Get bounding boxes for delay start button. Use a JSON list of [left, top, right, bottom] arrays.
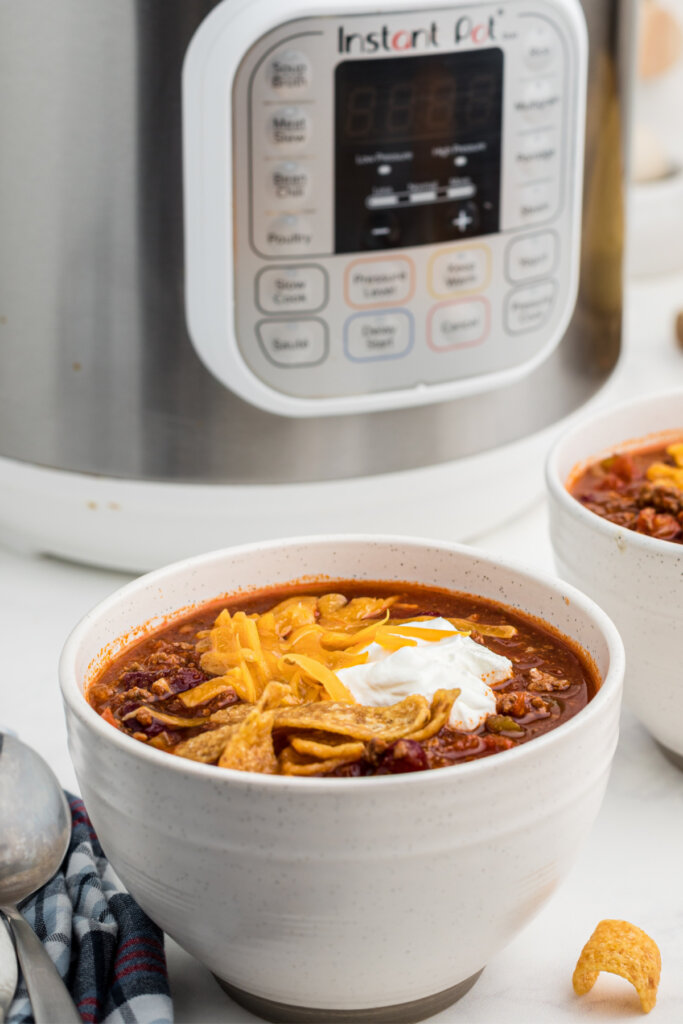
[[257, 318, 328, 367], [345, 257, 414, 308], [344, 311, 413, 361], [257, 265, 327, 313]]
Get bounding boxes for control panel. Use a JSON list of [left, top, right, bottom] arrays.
[[184, 0, 587, 416]]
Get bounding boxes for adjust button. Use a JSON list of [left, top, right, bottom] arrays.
[[345, 257, 414, 308], [428, 299, 489, 351], [257, 265, 327, 314], [257, 318, 328, 367], [505, 280, 557, 334], [506, 232, 558, 283], [430, 246, 490, 297], [268, 106, 311, 147], [344, 311, 413, 361]]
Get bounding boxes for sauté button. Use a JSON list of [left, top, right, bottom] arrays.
[[506, 233, 557, 283], [505, 280, 557, 333], [257, 266, 327, 314], [345, 258, 414, 308], [257, 318, 328, 367], [430, 246, 490, 297], [269, 107, 310, 147], [344, 311, 413, 361], [428, 299, 489, 351], [268, 50, 312, 94]]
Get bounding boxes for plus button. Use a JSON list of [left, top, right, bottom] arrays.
[[453, 209, 473, 232]]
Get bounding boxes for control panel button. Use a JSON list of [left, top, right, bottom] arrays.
[[516, 181, 555, 224], [257, 265, 327, 313], [257, 318, 328, 367], [506, 233, 557, 283], [428, 299, 489, 351], [345, 258, 414, 308], [514, 78, 561, 124], [268, 50, 312, 94], [505, 280, 557, 334], [265, 215, 314, 254], [268, 107, 311, 147], [344, 311, 413, 361], [523, 24, 559, 71], [271, 162, 310, 201], [430, 246, 490, 297], [514, 129, 558, 180]]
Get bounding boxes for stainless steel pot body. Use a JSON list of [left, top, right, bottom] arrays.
[[0, 1, 630, 485]]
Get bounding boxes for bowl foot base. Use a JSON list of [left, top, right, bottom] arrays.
[[213, 969, 484, 1024], [657, 741, 683, 771]]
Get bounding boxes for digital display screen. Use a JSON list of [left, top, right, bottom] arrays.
[[335, 49, 503, 253]]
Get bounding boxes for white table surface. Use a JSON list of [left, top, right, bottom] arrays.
[[2, 273, 683, 1022]]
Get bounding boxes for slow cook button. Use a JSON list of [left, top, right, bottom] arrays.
[[428, 299, 489, 351], [257, 318, 328, 367], [506, 232, 557, 283], [265, 215, 314, 254], [344, 311, 413, 361], [257, 266, 327, 313], [345, 258, 414, 308], [505, 280, 557, 334], [268, 107, 311, 147], [430, 246, 490, 297]]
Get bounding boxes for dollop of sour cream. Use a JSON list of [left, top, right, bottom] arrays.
[[336, 618, 512, 731]]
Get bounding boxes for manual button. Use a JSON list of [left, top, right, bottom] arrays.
[[505, 280, 557, 334], [257, 265, 327, 314], [344, 311, 413, 361], [257, 318, 328, 367]]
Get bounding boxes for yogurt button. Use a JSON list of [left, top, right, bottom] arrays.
[[257, 319, 328, 367], [506, 233, 557, 283]]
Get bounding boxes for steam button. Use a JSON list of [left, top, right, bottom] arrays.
[[269, 107, 311, 147], [268, 50, 312, 94]]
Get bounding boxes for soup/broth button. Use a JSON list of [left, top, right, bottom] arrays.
[[256, 318, 328, 367]]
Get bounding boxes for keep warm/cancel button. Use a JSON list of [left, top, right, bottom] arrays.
[[256, 318, 328, 368]]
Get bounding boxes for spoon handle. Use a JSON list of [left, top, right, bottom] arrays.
[[1, 906, 81, 1023]]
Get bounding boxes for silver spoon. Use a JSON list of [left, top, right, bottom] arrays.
[[0, 733, 81, 1023]]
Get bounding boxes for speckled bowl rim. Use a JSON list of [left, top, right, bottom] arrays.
[[59, 534, 624, 791], [546, 386, 683, 560]]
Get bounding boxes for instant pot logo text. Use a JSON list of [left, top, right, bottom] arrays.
[[337, 14, 499, 54]]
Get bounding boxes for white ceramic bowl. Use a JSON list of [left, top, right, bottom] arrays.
[[59, 536, 623, 1022], [547, 388, 683, 766]]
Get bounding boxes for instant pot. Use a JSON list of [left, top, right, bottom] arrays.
[[0, 1, 632, 570]]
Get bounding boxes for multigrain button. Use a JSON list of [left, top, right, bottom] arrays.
[[430, 246, 490, 297], [505, 280, 557, 333], [428, 299, 489, 351], [268, 107, 310, 147], [268, 50, 312, 94], [514, 78, 561, 124], [506, 233, 557, 283], [257, 318, 328, 367], [265, 215, 314, 254], [345, 258, 414, 308], [257, 266, 327, 313], [271, 162, 310, 201], [344, 311, 413, 361]]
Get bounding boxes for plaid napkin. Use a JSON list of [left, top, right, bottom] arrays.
[[8, 795, 173, 1024]]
